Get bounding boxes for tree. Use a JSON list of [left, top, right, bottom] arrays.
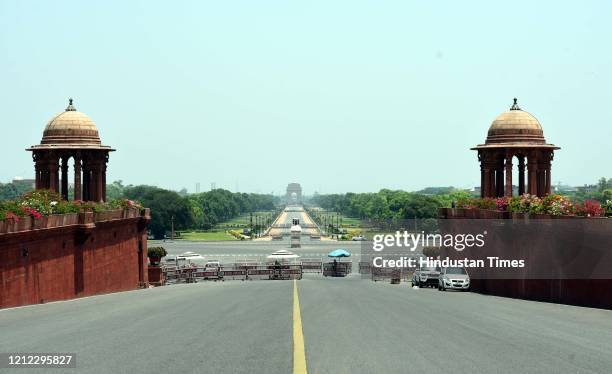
[[123, 185, 194, 239], [106, 180, 127, 201]]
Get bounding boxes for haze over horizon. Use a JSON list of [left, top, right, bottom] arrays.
[[1, 1, 610, 194]]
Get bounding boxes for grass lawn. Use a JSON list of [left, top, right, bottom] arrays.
[[178, 231, 239, 241], [216, 211, 277, 227]]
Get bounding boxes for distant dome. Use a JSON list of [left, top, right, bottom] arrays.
[[485, 98, 545, 145], [40, 99, 102, 146]]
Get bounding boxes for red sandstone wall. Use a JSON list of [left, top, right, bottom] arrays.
[[438, 208, 612, 309], [0, 213, 149, 309]]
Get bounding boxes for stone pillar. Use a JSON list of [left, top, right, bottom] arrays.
[[527, 153, 538, 195], [545, 167, 551, 195], [61, 156, 69, 200], [495, 168, 503, 197], [480, 167, 485, 198], [74, 155, 82, 201], [483, 166, 492, 198], [505, 154, 513, 197], [90, 161, 99, 202], [96, 159, 104, 202], [537, 170, 544, 196], [40, 158, 48, 189], [517, 155, 525, 196], [48, 156, 60, 193], [34, 162, 42, 190], [101, 154, 108, 202], [82, 159, 90, 201]]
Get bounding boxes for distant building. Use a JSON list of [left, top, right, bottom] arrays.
[[12, 177, 35, 189], [553, 184, 577, 194], [576, 184, 598, 194], [286, 183, 302, 205]]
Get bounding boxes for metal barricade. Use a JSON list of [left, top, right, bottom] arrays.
[[221, 269, 247, 280], [247, 266, 273, 280], [358, 261, 371, 275], [279, 264, 303, 280], [323, 261, 352, 277], [301, 258, 323, 273], [163, 265, 180, 284], [192, 267, 223, 282]]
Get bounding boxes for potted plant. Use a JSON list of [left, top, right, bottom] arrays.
[[147, 246, 167, 266]]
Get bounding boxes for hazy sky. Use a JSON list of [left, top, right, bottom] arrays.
[[1, 1, 610, 194]]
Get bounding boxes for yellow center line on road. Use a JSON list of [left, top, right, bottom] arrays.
[[293, 279, 308, 374]]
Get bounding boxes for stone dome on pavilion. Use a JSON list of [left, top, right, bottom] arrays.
[[29, 99, 113, 150], [473, 98, 558, 150], [471, 98, 561, 199]]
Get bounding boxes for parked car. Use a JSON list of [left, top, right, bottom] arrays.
[[412, 266, 441, 287], [204, 260, 221, 270], [438, 267, 470, 291], [351, 235, 365, 241]]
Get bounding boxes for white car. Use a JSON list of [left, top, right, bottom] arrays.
[[351, 236, 365, 241], [204, 260, 221, 270], [438, 267, 470, 291]]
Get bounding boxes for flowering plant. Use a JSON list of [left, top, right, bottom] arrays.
[[108, 199, 143, 210], [21, 206, 42, 219], [508, 194, 543, 214], [496, 197, 510, 211], [605, 200, 612, 217], [4, 211, 20, 222], [543, 194, 575, 216], [575, 200, 605, 217], [0, 191, 144, 222]]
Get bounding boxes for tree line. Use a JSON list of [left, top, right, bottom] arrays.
[[120, 184, 278, 239], [309, 189, 473, 220]]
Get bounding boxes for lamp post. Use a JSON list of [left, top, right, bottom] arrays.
[[171, 215, 175, 241]]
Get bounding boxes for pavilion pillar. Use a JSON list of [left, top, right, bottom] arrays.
[[40, 158, 49, 189], [61, 156, 69, 200], [542, 151, 552, 196], [82, 158, 90, 201], [480, 166, 485, 198], [74, 155, 82, 201], [537, 170, 544, 196], [483, 166, 492, 198], [34, 153, 43, 190], [96, 158, 104, 202], [545, 167, 551, 195], [517, 155, 525, 196], [48, 155, 60, 193], [505, 154, 513, 197], [90, 161, 99, 202], [101, 154, 108, 202], [527, 153, 538, 195], [494, 154, 504, 197]]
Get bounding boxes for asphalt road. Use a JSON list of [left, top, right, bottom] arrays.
[[2, 270, 612, 374], [151, 239, 363, 266]]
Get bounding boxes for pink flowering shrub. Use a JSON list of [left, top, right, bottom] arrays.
[[0, 190, 143, 222], [575, 200, 605, 217]]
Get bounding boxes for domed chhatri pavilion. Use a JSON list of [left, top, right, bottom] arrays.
[[472, 99, 560, 198], [27, 99, 115, 202]]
